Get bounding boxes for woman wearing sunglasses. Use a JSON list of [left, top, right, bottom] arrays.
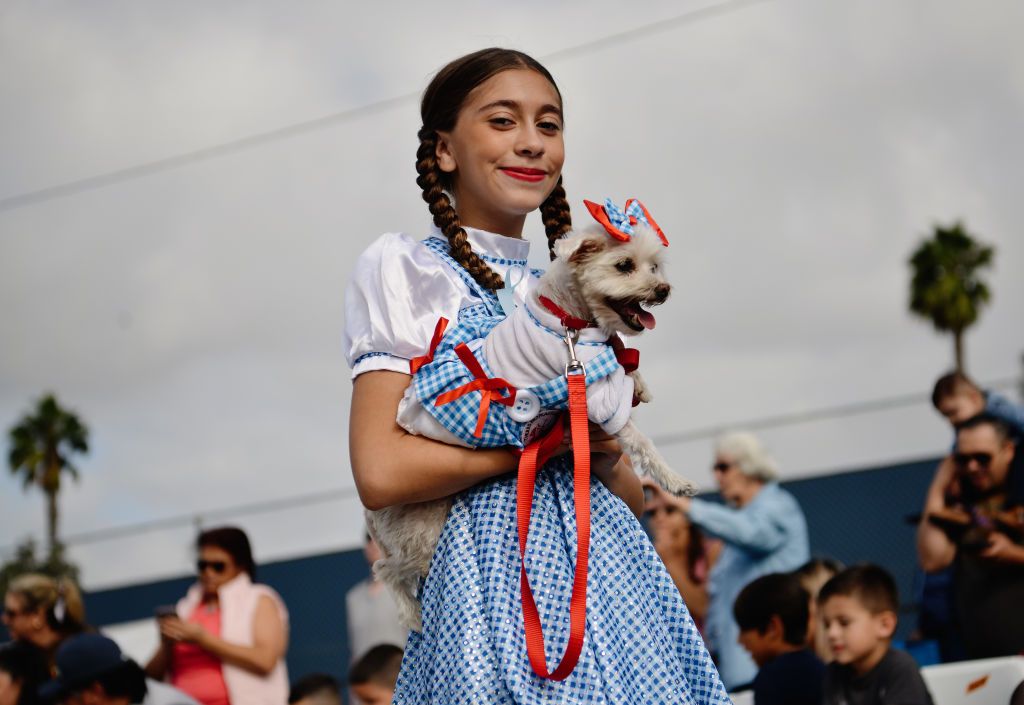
[[145, 526, 289, 705]]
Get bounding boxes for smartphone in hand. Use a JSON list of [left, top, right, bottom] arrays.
[[155, 605, 177, 619]]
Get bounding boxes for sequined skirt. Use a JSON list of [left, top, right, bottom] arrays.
[[392, 456, 731, 704]]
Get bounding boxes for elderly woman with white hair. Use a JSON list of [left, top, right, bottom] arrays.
[[644, 431, 809, 690]]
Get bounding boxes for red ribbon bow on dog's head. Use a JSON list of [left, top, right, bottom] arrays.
[[583, 198, 668, 247]]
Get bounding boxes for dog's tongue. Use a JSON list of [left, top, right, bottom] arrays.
[[638, 310, 656, 330]]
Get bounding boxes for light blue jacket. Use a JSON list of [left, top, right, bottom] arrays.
[[688, 482, 810, 690]]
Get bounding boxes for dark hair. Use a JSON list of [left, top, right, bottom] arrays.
[[955, 412, 1012, 443], [288, 673, 342, 704], [197, 526, 256, 579], [793, 557, 844, 582], [348, 643, 404, 687], [87, 660, 148, 703], [733, 573, 810, 646], [0, 641, 49, 705], [932, 371, 979, 408], [417, 47, 573, 291], [817, 564, 899, 616]]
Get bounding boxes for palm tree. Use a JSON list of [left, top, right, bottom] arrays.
[[908, 222, 994, 373], [7, 394, 89, 559]]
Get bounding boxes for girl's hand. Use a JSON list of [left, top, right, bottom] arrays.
[[642, 477, 692, 515], [159, 616, 208, 646]]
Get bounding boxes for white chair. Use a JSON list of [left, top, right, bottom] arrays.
[[921, 656, 1024, 705]]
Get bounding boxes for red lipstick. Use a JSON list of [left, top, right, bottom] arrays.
[[500, 167, 546, 183]]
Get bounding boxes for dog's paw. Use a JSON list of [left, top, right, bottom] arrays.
[[631, 371, 653, 403]]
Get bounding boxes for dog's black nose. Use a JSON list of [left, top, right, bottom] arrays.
[[654, 284, 671, 302]]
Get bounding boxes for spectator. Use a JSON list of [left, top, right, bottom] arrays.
[[145, 527, 289, 705], [39, 633, 199, 705], [916, 414, 1024, 658], [643, 483, 720, 631], [0, 640, 49, 705], [932, 371, 1024, 434], [733, 572, 824, 705], [647, 431, 809, 688], [344, 533, 406, 662], [288, 673, 342, 705], [347, 645, 402, 705], [3, 574, 86, 669], [819, 565, 934, 705], [793, 557, 843, 662]]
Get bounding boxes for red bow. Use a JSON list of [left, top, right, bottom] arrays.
[[434, 344, 517, 438], [409, 317, 449, 374], [583, 198, 669, 247]]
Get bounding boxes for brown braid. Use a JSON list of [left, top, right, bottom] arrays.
[[540, 177, 573, 261], [415, 128, 504, 291]]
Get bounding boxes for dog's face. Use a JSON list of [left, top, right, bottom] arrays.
[[552, 225, 671, 336]]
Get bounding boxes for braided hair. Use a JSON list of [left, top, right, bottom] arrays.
[[417, 48, 573, 288]]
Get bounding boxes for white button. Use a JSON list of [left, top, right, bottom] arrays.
[[508, 389, 541, 423]]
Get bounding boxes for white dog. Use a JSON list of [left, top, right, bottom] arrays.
[[369, 221, 695, 630]]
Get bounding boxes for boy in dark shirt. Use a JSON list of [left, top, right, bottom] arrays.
[[733, 572, 825, 705], [819, 564, 934, 705]]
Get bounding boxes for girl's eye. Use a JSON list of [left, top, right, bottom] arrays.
[[615, 259, 635, 273], [538, 120, 562, 132], [489, 117, 515, 127]]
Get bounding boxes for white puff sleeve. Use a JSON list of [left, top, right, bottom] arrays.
[[344, 233, 467, 379]]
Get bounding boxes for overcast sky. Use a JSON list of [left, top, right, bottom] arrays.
[[2, 0, 1022, 591]]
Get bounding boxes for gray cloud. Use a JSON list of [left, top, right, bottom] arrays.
[[1, 0, 1022, 588]]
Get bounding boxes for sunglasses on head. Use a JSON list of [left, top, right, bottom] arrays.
[[953, 452, 993, 468], [197, 559, 227, 574]]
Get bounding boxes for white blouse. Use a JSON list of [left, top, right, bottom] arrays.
[[344, 226, 536, 379]]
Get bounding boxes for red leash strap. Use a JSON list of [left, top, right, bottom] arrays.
[[409, 317, 449, 374], [517, 372, 591, 680], [434, 343, 516, 438]]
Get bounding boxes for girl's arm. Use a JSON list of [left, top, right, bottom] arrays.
[[350, 370, 520, 509], [592, 452, 643, 517]]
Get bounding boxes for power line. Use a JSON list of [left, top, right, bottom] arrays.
[[2, 372, 1016, 557], [649, 375, 1020, 446], [0, 0, 769, 214]]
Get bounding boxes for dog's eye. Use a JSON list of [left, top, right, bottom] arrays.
[[651, 263, 659, 273], [615, 259, 635, 273]]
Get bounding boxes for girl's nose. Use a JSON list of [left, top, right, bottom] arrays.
[[515, 127, 545, 157]]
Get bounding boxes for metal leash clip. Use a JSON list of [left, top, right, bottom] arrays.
[[563, 328, 586, 377]]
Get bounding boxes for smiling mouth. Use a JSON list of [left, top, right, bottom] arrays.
[[606, 297, 657, 331], [500, 167, 546, 183]]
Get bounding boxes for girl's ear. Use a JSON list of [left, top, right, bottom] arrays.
[[435, 131, 457, 173]]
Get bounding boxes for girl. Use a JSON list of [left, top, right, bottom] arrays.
[[345, 47, 728, 703]]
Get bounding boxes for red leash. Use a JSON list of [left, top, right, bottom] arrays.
[[517, 370, 591, 680]]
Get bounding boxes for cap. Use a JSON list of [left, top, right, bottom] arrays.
[[39, 633, 126, 701]]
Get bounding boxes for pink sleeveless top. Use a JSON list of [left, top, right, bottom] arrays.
[[171, 603, 232, 705]]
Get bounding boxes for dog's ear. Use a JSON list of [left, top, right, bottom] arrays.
[[554, 233, 607, 265]]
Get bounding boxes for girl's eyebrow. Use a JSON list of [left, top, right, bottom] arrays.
[[477, 99, 563, 118]]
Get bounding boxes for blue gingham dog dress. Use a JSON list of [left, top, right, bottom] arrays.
[[344, 228, 730, 705]]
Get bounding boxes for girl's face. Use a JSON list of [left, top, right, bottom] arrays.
[[436, 68, 564, 237]]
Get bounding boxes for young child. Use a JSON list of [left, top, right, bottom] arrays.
[[348, 645, 403, 705], [818, 565, 934, 705], [932, 371, 1024, 434], [344, 48, 728, 703], [733, 572, 825, 705], [793, 557, 843, 662]]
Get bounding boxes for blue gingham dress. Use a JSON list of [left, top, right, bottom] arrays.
[[344, 229, 730, 705]]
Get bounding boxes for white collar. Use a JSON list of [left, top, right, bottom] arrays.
[[430, 225, 530, 264]]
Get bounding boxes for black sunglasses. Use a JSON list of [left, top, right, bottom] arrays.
[[953, 452, 993, 468], [197, 559, 227, 574], [2, 606, 25, 619], [712, 461, 733, 473]]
